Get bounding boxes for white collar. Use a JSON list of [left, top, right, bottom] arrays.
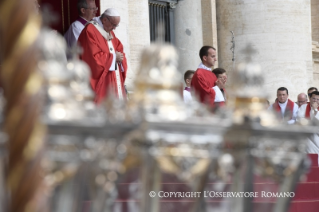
[[278, 99, 288, 107], [198, 63, 212, 71]]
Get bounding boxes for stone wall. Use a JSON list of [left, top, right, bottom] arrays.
[[312, 0, 319, 42], [313, 41, 319, 87], [216, 0, 313, 102]]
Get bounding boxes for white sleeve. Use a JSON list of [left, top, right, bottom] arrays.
[[73, 23, 83, 41], [290, 103, 299, 121], [183, 90, 192, 103], [64, 22, 84, 48], [314, 111, 319, 121], [212, 86, 225, 102], [297, 104, 306, 120]]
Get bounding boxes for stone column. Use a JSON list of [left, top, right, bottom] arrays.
[[312, 0, 319, 42], [312, 0, 319, 87], [201, 0, 218, 60], [216, 0, 313, 101], [127, 0, 150, 91], [174, 0, 203, 74]]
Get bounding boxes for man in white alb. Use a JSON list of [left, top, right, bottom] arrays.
[[268, 87, 298, 124], [298, 91, 319, 164]]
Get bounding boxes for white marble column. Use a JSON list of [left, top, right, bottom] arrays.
[[127, 0, 150, 91], [216, 0, 313, 101], [174, 0, 203, 73], [312, 0, 319, 42]]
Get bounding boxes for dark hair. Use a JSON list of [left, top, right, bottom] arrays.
[[199, 46, 216, 61], [309, 91, 319, 98], [212, 68, 226, 78], [277, 87, 288, 95], [184, 70, 195, 83], [307, 87, 318, 93], [77, 0, 88, 15]]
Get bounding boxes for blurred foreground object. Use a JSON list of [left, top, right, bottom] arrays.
[[0, 0, 46, 211]]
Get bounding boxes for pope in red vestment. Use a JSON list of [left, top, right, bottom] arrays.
[[78, 9, 127, 103]]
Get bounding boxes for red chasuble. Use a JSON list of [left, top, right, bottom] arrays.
[[191, 68, 217, 107], [305, 102, 319, 118], [272, 99, 295, 119], [78, 24, 128, 103]]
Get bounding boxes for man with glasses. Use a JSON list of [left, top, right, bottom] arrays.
[[297, 93, 308, 108], [64, 0, 97, 48], [78, 8, 127, 103]]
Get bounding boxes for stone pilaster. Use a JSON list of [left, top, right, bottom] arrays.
[[201, 0, 218, 67], [127, 0, 150, 91], [313, 41, 319, 87], [312, 0, 319, 42], [174, 0, 203, 74], [216, 0, 313, 102]]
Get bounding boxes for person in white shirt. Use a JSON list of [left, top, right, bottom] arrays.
[[64, 0, 97, 48], [268, 87, 298, 124], [183, 70, 195, 103], [212, 68, 227, 106], [297, 93, 308, 108], [297, 91, 319, 165]]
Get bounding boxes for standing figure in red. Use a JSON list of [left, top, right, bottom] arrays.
[[191, 46, 218, 107], [78, 8, 127, 103]]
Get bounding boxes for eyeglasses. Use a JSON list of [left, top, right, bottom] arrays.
[[107, 16, 119, 28], [297, 100, 307, 103], [85, 7, 98, 11]]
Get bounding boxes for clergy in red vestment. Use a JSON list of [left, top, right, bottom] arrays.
[[78, 8, 127, 103], [191, 46, 218, 107], [268, 87, 298, 124]]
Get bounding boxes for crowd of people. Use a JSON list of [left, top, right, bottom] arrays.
[[60, 0, 319, 128], [63, 0, 127, 103], [182, 46, 319, 127]]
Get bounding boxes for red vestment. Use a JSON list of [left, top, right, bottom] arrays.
[[78, 24, 128, 103], [191, 68, 217, 107], [305, 102, 319, 118], [273, 99, 295, 119]]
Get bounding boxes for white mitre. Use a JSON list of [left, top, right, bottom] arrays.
[[104, 8, 120, 16]]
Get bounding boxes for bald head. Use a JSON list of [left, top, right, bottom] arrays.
[[297, 93, 308, 107]]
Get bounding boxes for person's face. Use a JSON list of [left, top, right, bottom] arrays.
[[297, 95, 307, 107], [308, 89, 317, 98], [218, 73, 227, 84], [82, 0, 97, 21], [310, 94, 319, 105], [186, 74, 194, 86], [102, 16, 120, 33], [203, 48, 217, 67], [277, 90, 288, 103], [34, 0, 40, 14]]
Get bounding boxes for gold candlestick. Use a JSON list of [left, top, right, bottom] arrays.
[[0, 0, 46, 211]]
